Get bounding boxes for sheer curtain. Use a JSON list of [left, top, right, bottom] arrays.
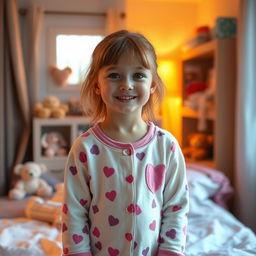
[[235, 0, 256, 232]]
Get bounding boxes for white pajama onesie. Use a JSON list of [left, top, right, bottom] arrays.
[[62, 122, 189, 256]]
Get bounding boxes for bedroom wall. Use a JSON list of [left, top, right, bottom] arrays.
[[17, 0, 126, 102]]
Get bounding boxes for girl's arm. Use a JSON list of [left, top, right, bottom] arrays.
[[158, 143, 189, 256], [62, 138, 92, 256]]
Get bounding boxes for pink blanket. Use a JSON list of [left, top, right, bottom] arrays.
[[186, 163, 234, 208]]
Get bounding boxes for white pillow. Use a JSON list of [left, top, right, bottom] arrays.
[[187, 169, 220, 200]]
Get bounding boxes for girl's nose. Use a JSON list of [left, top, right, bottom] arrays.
[[120, 77, 133, 90]]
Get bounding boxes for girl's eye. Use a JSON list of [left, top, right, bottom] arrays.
[[134, 73, 146, 79], [107, 73, 120, 79]]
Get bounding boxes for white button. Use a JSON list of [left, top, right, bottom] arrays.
[[123, 149, 130, 156]]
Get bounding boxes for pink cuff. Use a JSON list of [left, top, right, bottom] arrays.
[[157, 250, 184, 256]]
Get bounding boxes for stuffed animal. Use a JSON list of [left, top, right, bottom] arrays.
[[8, 162, 53, 200], [183, 133, 214, 161], [184, 69, 216, 131], [34, 96, 69, 118], [41, 132, 68, 157]]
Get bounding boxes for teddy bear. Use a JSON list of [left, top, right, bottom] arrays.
[[41, 132, 68, 157], [8, 162, 53, 200], [34, 96, 69, 118], [182, 133, 214, 161]]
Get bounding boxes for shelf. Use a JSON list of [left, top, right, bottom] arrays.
[[33, 116, 91, 178], [181, 40, 216, 60], [182, 106, 215, 120]]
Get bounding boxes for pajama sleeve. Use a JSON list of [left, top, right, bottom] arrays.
[[158, 141, 189, 256], [62, 137, 92, 256]]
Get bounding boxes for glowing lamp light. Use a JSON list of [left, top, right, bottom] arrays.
[[157, 60, 178, 94]]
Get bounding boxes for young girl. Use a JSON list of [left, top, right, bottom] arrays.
[[62, 30, 189, 256]]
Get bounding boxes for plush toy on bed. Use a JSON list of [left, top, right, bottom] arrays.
[[183, 133, 214, 161], [8, 162, 53, 200]]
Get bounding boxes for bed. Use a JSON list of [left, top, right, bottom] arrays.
[[0, 164, 255, 256]]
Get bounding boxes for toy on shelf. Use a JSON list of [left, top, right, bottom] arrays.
[[182, 132, 214, 161], [41, 132, 68, 157], [182, 25, 212, 51], [8, 162, 53, 200], [49, 65, 72, 87], [67, 98, 83, 116], [34, 96, 69, 118], [184, 68, 216, 131]]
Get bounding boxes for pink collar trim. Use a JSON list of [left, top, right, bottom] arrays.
[[91, 122, 156, 150]]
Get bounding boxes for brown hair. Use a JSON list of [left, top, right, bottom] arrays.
[[80, 30, 165, 123]]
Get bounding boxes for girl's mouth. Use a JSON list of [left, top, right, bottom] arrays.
[[115, 96, 137, 101]]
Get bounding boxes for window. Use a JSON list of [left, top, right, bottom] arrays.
[[56, 34, 103, 85], [47, 28, 104, 91]]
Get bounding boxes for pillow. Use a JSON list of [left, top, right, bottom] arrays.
[[187, 168, 220, 200]]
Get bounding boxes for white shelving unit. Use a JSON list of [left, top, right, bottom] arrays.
[[33, 116, 91, 180]]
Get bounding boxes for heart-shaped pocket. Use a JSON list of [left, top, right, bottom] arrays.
[[145, 164, 166, 193], [49, 66, 72, 86]]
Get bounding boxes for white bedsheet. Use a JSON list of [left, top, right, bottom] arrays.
[[0, 218, 61, 256], [187, 197, 256, 256], [0, 199, 256, 256]]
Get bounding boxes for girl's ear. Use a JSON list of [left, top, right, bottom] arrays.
[[150, 82, 157, 94]]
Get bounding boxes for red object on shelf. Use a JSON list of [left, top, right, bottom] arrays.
[[186, 81, 207, 95]]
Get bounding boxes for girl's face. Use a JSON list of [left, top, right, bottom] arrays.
[[96, 52, 156, 119]]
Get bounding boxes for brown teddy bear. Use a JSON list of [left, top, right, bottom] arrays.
[[8, 162, 53, 200], [182, 133, 214, 161], [34, 96, 69, 118]]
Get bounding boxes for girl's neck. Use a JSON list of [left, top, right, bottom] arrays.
[[99, 116, 149, 143]]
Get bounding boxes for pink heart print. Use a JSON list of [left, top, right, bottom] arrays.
[[125, 175, 134, 183], [152, 199, 157, 208], [62, 223, 68, 232], [69, 166, 77, 175], [79, 199, 87, 206], [136, 152, 145, 160], [108, 247, 120, 256], [82, 225, 89, 234], [93, 227, 100, 238], [170, 141, 176, 152], [108, 215, 119, 226], [149, 220, 156, 231], [142, 247, 149, 256], [172, 205, 182, 212], [103, 167, 115, 177], [145, 164, 166, 193], [90, 144, 100, 155], [79, 152, 87, 163], [166, 228, 176, 239], [125, 233, 133, 241], [105, 190, 117, 201], [95, 241, 102, 250], [72, 234, 83, 244], [62, 204, 68, 214], [81, 132, 90, 137], [92, 205, 99, 214], [127, 204, 142, 215], [63, 248, 69, 254]]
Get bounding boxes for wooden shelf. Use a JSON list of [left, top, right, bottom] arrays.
[[179, 38, 236, 182]]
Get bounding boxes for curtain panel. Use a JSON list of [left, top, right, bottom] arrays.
[[235, 0, 256, 232]]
